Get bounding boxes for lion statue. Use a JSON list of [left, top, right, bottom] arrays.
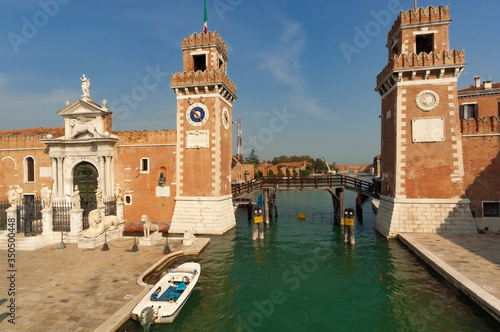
[[142, 215, 159, 238], [70, 118, 101, 139], [83, 209, 120, 237]]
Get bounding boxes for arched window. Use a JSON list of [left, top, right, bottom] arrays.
[[25, 157, 35, 182]]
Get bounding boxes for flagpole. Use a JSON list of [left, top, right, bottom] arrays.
[[414, 0, 417, 11], [204, 0, 208, 34]]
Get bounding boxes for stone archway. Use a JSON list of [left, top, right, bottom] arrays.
[[73, 162, 98, 203]]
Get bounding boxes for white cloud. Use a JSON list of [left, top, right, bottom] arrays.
[[258, 18, 328, 118]]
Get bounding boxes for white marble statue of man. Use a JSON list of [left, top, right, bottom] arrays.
[[81, 74, 90, 96], [7, 186, 17, 208], [41, 184, 49, 209], [115, 184, 123, 203], [15, 186, 23, 206], [71, 185, 81, 209], [96, 184, 104, 206]]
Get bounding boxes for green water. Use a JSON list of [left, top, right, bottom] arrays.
[[121, 189, 499, 331]]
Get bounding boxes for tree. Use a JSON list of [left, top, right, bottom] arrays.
[[314, 158, 328, 173], [245, 149, 260, 165], [299, 169, 311, 176]]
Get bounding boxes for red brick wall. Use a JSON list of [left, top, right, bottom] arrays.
[[380, 89, 397, 197]]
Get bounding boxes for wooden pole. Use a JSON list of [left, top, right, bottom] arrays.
[[264, 188, 269, 224]]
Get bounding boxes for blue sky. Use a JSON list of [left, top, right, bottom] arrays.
[[1, 0, 499, 164]]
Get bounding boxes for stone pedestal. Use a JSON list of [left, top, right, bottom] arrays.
[[6, 207, 17, 234], [42, 208, 53, 236], [116, 202, 124, 227], [169, 195, 236, 235], [70, 209, 84, 236], [138, 232, 163, 247], [77, 227, 122, 249], [98, 204, 106, 219], [374, 196, 477, 238]]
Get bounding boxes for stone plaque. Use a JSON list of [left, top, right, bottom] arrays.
[[186, 130, 209, 149], [412, 117, 445, 143], [156, 186, 170, 197], [39, 167, 52, 177]]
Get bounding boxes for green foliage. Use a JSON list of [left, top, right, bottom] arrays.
[[293, 168, 298, 176], [255, 170, 263, 178], [267, 170, 275, 178], [286, 169, 291, 176], [245, 149, 260, 165], [271, 155, 314, 165], [277, 168, 285, 177], [299, 169, 311, 176], [314, 159, 329, 173]]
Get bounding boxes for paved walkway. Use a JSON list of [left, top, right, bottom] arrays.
[[399, 233, 500, 322], [0, 237, 194, 332]]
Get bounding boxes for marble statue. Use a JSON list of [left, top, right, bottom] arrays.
[[71, 185, 81, 209], [115, 184, 123, 203], [96, 185, 104, 206], [7, 186, 17, 208], [158, 172, 166, 187], [183, 229, 196, 246], [70, 118, 99, 139], [82, 209, 119, 237], [142, 215, 159, 238], [81, 74, 90, 96], [40, 184, 53, 209], [15, 186, 23, 207]]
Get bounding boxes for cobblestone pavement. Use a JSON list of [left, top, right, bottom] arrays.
[[0, 237, 181, 332], [399, 233, 500, 321]]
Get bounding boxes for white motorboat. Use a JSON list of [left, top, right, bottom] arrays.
[[131, 262, 201, 327]]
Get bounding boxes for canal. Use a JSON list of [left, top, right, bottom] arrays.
[[121, 189, 499, 331]]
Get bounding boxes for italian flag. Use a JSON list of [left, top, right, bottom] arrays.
[[204, 0, 208, 34]]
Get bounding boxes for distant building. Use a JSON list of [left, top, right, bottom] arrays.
[[231, 156, 254, 183], [336, 164, 373, 174]]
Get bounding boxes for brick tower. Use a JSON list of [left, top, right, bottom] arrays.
[[169, 31, 237, 234], [374, 5, 475, 237]]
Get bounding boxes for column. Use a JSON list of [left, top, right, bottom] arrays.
[[99, 156, 105, 191], [58, 157, 64, 197], [52, 158, 58, 196], [105, 156, 112, 197], [69, 208, 83, 236]]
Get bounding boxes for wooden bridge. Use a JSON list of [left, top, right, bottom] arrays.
[[232, 175, 380, 198], [232, 175, 380, 225]]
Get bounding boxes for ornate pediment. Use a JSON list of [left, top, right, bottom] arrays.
[[57, 99, 112, 140]]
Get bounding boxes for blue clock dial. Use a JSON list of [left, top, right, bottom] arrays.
[[190, 107, 205, 123]]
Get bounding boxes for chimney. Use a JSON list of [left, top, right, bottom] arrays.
[[474, 76, 481, 88], [484, 81, 492, 89]]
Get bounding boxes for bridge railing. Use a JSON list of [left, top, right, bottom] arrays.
[[232, 175, 380, 198], [232, 179, 263, 197]]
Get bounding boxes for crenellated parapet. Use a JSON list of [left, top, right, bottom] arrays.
[[388, 5, 450, 42], [182, 31, 228, 57], [376, 49, 466, 96], [116, 129, 177, 145], [461, 117, 500, 136], [0, 127, 64, 149], [171, 69, 237, 103], [393, 49, 465, 69]]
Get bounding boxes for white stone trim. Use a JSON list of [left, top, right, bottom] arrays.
[[176, 93, 233, 107], [397, 77, 458, 86], [117, 144, 176, 147]]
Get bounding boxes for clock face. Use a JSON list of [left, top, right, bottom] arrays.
[[186, 103, 209, 126], [222, 108, 230, 130]]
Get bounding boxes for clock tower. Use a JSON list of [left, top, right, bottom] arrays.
[[374, 5, 475, 237], [169, 31, 237, 234]]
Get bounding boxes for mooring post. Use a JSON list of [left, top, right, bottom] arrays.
[[336, 188, 344, 225], [253, 207, 264, 241], [356, 194, 363, 223], [343, 208, 355, 245], [263, 188, 269, 224]]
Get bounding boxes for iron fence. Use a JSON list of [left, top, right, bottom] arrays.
[[82, 201, 97, 230], [0, 199, 9, 231], [53, 201, 71, 232], [104, 198, 116, 216], [17, 199, 43, 236]]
